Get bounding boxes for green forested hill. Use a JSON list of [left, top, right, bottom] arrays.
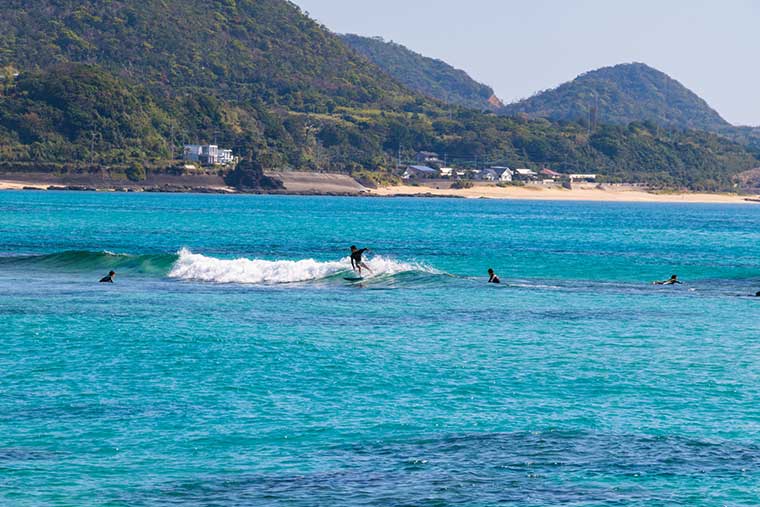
[[340, 34, 502, 111], [1, 64, 165, 161], [500, 62, 760, 158], [0, 0, 413, 109], [0, 1, 757, 190], [502, 63, 730, 131]]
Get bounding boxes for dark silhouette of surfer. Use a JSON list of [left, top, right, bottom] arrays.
[[99, 271, 115, 283], [487, 268, 501, 284], [653, 274, 681, 285], [350, 246, 372, 276]]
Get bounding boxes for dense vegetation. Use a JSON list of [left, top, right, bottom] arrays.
[[0, 65, 171, 163], [0, 0, 415, 110], [0, 1, 757, 190], [500, 62, 760, 159], [340, 34, 502, 111], [502, 63, 731, 131]]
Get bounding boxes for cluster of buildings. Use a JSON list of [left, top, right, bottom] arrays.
[[401, 152, 596, 184], [179, 145, 599, 185], [183, 144, 236, 166]]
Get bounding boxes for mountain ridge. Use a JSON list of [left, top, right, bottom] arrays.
[[340, 34, 503, 111], [501, 62, 731, 131]]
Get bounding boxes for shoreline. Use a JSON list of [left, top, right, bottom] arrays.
[[367, 183, 760, 204], [2, 177, 759, 204]]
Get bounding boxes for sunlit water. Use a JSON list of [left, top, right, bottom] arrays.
[[1, 191, 759, 506]]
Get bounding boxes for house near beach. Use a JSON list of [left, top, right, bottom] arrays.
[[513, 168, 538, 181], [439, 167, 455, 178], [491, 166, 513, 182], [478, 169, 499, 181], [183, 144, 236, 166], [540, 168, 563, 180], [401, 165, 439, 179]]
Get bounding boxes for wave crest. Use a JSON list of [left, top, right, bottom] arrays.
[[0, 250, 177, 273], [167, 248, 436, 284]]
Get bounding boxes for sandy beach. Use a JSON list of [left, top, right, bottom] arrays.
[[0, 180, 48, 190], [368, 183, 760, 204]]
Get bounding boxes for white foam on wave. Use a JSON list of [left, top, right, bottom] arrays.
[[168, 248, 436, 284], [358, 255, 437, 277]]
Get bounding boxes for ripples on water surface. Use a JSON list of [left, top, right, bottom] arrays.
[[1, 192, 759, 505]]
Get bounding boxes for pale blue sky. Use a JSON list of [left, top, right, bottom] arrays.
[[294, 0, 759, 126]]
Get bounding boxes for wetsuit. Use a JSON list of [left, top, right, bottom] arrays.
[[351, 248, 368, 270], [99, 275, 114, 283], [488, 274, 501, 284]]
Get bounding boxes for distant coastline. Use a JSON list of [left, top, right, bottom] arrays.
[[1, 172, 759, 204]]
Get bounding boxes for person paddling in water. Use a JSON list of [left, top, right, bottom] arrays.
[[653, 274, 682, 285], [99, 270, 116, 283], [350, 245, 372, 276], [487, 268, 501, 284]]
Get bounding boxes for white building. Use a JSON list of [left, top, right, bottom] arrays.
[[218, 148, 234, 165], [183, 144, 235, 166], [438, 167, 455, 178], [491, 166, 513, 182]]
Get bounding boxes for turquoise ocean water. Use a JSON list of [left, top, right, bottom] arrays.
[[1, 191, 759, 506]]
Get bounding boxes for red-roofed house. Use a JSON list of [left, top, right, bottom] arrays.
[[539, 168, 563, 180]]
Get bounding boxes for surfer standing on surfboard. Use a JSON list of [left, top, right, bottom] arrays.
[[350, 245, 373, 276]]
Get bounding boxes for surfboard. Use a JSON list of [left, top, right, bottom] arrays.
[[343, 277, 364, 281]]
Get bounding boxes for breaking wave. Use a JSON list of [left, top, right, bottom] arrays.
[[0, 248, 444, 286], [167, 248, 438, 284]]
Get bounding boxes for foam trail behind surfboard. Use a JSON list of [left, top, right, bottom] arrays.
[[168, 248, 438, 284], [168, 248, 346, 284]]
